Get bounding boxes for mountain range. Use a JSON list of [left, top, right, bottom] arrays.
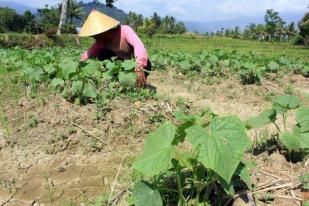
[[0, 1, 304, 33], [0, 1, 37, 14], [186, 12, 303, 33]]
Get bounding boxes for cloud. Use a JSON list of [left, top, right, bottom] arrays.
[[115, 0, 307, 21], [18, 0, 60, 8], [214, 0, 306, 16], [14, 0, 309, 21]]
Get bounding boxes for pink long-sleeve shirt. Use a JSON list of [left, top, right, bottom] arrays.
[[81, 25, 148, 67]]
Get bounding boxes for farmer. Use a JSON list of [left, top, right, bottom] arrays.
[[79, 10, 150, 87]]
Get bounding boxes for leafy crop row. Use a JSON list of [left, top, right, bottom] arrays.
[[151, 49, 309, 84], [130, 95, 309, 205], [0, 48, 154, 110]]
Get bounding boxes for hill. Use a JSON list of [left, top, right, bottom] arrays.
[[0, 1, 37, 14], [74, 1, 127, 26], [185, 11, 304, 33]]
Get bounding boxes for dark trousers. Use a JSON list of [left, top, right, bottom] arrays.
[[98, 49, 151, 77]]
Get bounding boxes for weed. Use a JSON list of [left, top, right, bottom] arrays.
[[148, 112, 166, 124], [27, 115, 39, 128], [43, 175, 55, 205]]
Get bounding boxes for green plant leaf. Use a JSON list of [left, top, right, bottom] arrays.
[[221, 162, 252, 196], [186, 116, 251, 184], [303, 201, 309, 206], [23, 67, 44, 82], [268, 61, 279, 72], [296, 106, 309, 133], [71, 81, 83, 95], [237, 163, 252, 190], [133, 122, 176, 177], [132, 181, 163, 206], [51, 78, 64, 89], [43, 64, 56, 75], [245, 109, 277, 129], [106, 61, 120, 75], [281, 132, 309, 150], [273, 95, 301, 113], [122, 60, 137, 71], [83, 82, 97, 98], [60, 59, 78, 79], [118, 72, 136, 87], [175, 151, 198, 169], [174, 111, 198, 123], [82, 60, 101, 77], [299, 173, 309, 190]]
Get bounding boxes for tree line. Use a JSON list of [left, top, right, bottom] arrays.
[[204, 9, 309, 46], [124, 12, 186, 37], [0, 0, 84, 34], [0, 0, 185, 36]]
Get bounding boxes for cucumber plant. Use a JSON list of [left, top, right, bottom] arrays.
[[130, 110, 253, 205], [245, 95, 309, 151]]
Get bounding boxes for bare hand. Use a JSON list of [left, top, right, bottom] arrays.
[[135, 66, 147, 87]]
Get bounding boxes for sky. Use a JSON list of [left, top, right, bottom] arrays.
[[9, 0, 309, 22]]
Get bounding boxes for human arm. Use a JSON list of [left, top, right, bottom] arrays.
[[122, 25, 148, 86], [80, 42, 104, 61]]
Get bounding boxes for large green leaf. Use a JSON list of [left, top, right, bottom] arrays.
[[245, 109, 277, 129], [106, 61, 120, 75], [221, 162, 252, 196], [59, 59, 78, 79], [268, 61, 279, 72], [281, 132, 309, 150], [174, 111, 199, 123], [273, 95, 301, 113], [133, 122, 176, 177], [82, 82, 97, 98], [122, 60, 137, 71], [51, 78, 64, 89], [186, 116, 251, 184], [118, 72, 136, 87], [81, 60, 101, 77], [132, 181, 162, 206], [296, 107, 309, 133], [71, 81, 83, 95], [43, 64, 56, 75], [23, 67, 44, 82]]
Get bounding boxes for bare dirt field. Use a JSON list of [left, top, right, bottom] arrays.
[[0, 70, 308, 206]]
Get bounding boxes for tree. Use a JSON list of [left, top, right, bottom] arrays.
[[174, 22, 186, 34], [57, 0, 69, 35], [286, 22, 297, 40], [38, 5, 60, 31], [244, 23, 257, 40], [232, 26, 241, 39], [23, 10, 40, 34], [298, 11, 309, 46], [68, 0, 84, 24], [124, 12, 143, 31], [264, 9, 285, 41], [151, 12, 161, 29], [161, 16, 176, 33], [92, 0, 115, 7], [0, 7, 21, 32]]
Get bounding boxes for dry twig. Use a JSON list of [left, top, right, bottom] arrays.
[[73, 123, 107, 145]]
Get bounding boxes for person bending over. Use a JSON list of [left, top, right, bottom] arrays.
[[79, 10, 151, 87]]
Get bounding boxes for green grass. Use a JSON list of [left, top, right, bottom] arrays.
[[142, 36, 309, 61]]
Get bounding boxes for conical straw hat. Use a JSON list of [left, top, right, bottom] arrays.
[[79, 10, 120, 37]]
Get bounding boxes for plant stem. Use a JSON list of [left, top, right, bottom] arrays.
[[176, 171, 186, 206], [282, 113, 287, 132], [272, 121, 281, 132]]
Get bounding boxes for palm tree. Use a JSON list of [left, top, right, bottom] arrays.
[[68, 0, 84, 24]]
